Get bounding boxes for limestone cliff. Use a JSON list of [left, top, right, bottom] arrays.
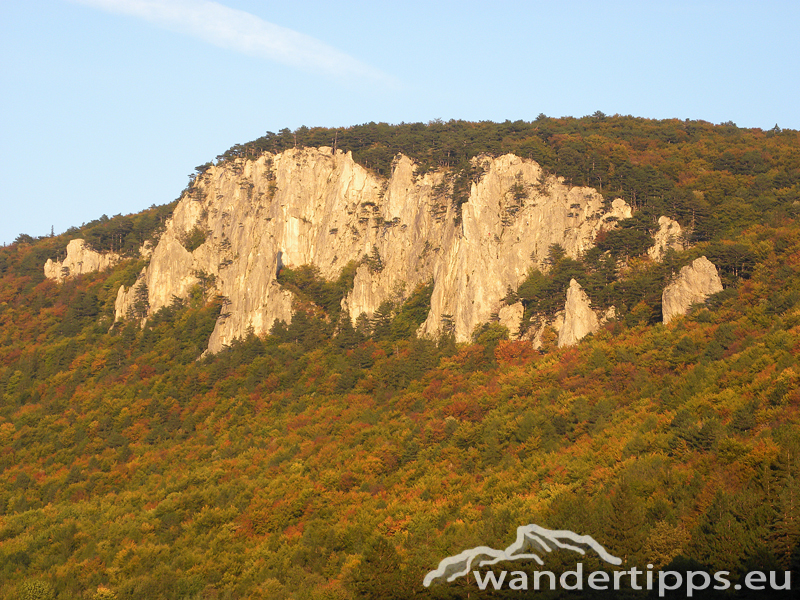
[[44, 239, 120, 282], [662, 256, 723, 324], [648, 216, 685, 261], [558, 279, 600, 348], [112, 147, 631, 353], [497, 302, 524, 337]]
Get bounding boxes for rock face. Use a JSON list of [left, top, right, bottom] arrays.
[[112, 147, 631, 353], [497, 302, 524, 337], [558, 279, 600, 347], [44, 239, 120, 282], [662, 256, 723, 324], [648, 216, 685, 261]]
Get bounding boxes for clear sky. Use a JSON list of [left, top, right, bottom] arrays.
[[1, 0, 798, 245]]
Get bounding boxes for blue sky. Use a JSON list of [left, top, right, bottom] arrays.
[[1, 0, 798, 245]]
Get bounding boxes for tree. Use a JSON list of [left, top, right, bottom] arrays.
[[17, 580, 55, 600], [14, 233, 34, 245], [644, 521, 690, 568], [348, 536, 409, 600], [605, 480, 647, 566], [128, 281, 149, 320], [544, 243, 566, 266]]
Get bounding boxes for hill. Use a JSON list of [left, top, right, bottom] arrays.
[[1, 116, 800, 599]]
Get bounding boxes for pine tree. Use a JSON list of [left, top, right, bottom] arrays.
[[769, 453, 800, 568], [605, 480, 647, 566], [127, 281, 149, 320]]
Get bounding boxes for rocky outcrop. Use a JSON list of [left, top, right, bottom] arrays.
[[521, 282, 615, 349], [44, 239, 120, 282], [497, 302, 524, 337], [113, 147, 631, 353], [558, 279, 600, 347], [523, 312, 565, 349], [662, 256, 723, 324], [648, 216, 685, 261], [525, 318, 554, 348]]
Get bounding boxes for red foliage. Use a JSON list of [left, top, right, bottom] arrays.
[[494, 340, 537, 366], [443, 396, 484, 422]]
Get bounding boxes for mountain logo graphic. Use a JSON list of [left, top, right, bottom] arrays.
[[423, 524, 622, 587]]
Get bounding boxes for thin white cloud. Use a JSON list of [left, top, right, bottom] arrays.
[[71, 0, 393, 84]]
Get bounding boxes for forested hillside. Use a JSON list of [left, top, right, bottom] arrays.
[[2, 117, 800, 599]]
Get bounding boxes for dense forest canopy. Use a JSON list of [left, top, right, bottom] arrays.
[[2, 117, 800, 599]]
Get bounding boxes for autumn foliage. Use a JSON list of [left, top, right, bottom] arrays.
[[2, 118, 800, 599]]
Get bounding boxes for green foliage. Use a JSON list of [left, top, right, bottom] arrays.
[[179, 225, 208, 252], [277, 260, 358, 323], [517, 252, 587, 325], [595, 212, 655, 259], [468, 322, 510, 370], [14, 234, 35, 245], [92, 588, 117, 600], [348, 536, 407, 600], [69, 203, 177, 257], [17, 580, 55, 600], [387, 281, 434, 340], [363, 246, 383, 274]]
